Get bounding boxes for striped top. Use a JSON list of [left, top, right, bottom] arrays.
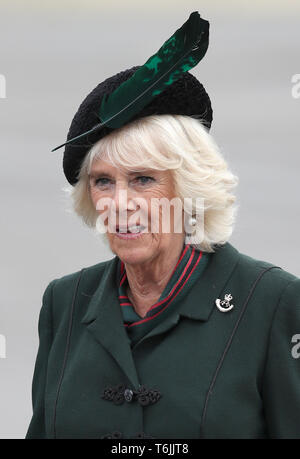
[[117, 243, 211, 347]]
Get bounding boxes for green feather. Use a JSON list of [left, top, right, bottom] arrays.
[[99, 11, 209, 129], [51, 11, 209, 152]]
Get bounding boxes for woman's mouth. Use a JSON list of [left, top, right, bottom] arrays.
[[115, 225, 146, 239]]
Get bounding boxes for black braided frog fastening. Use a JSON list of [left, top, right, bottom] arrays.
[[102, 383, 162, 406]]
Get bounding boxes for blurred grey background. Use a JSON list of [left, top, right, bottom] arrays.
[[0, 0, 299, 438]]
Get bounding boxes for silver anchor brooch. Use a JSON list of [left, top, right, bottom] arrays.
[[215, 293, 234, 312]]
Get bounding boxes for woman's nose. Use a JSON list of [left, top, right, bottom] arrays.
[[112, 183, 135, 213]]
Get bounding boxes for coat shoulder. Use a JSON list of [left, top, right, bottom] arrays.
[[232, 243, 300, 296], [46, 257, 116, 322], [51, 257, 115, 290]]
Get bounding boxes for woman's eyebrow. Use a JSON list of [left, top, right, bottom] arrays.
[[89, 171, 114, 179], [89, 169, 154, 178]]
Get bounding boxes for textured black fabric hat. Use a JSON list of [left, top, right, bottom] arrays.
[[55, 11, 213, 185], [62, 66, 213, 185]]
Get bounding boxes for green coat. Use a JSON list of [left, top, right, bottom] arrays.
[[25, 242, 300, 439]]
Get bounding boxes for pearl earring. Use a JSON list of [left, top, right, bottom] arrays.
[[188, 216, 197, 226]]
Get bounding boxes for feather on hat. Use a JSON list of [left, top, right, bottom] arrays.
[[52, 11, 213, 185]]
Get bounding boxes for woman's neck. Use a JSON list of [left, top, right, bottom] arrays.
[[124, 239, 186, 318]]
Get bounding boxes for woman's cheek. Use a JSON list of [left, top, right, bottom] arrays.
[[91, 189, 107, 210]]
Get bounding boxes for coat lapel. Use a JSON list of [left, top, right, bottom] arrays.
[[179, 242, 240, 320], [81, 256, 140, 389]]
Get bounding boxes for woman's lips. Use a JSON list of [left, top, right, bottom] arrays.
[[115, 225, 146, 239]]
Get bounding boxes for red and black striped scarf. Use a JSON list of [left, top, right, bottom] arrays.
[[117, 244, 211, 346]]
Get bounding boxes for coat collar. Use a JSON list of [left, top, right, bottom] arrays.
[[81, 242, 240, 388], [178, 242, 240, 321]]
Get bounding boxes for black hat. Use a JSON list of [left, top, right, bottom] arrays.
[[52, 12, 213, 185]]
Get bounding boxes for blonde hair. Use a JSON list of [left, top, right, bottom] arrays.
[[64, 114, 239, 253]]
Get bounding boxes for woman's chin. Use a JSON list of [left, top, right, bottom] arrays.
[[110, 236, 153, 264]]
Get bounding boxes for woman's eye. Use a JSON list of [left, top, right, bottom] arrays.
[[135, 176, 154, 185], [94, 177, 111, 186], [93, 175, 154, 187]]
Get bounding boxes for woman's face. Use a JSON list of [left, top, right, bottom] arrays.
[[89, 158, 185, 264]]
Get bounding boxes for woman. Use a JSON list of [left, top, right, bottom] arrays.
[[26, 12, 300, 439]]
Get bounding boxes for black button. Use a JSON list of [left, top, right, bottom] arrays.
[[100, 430, 123, 439], [124, 388, 134, 402]]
